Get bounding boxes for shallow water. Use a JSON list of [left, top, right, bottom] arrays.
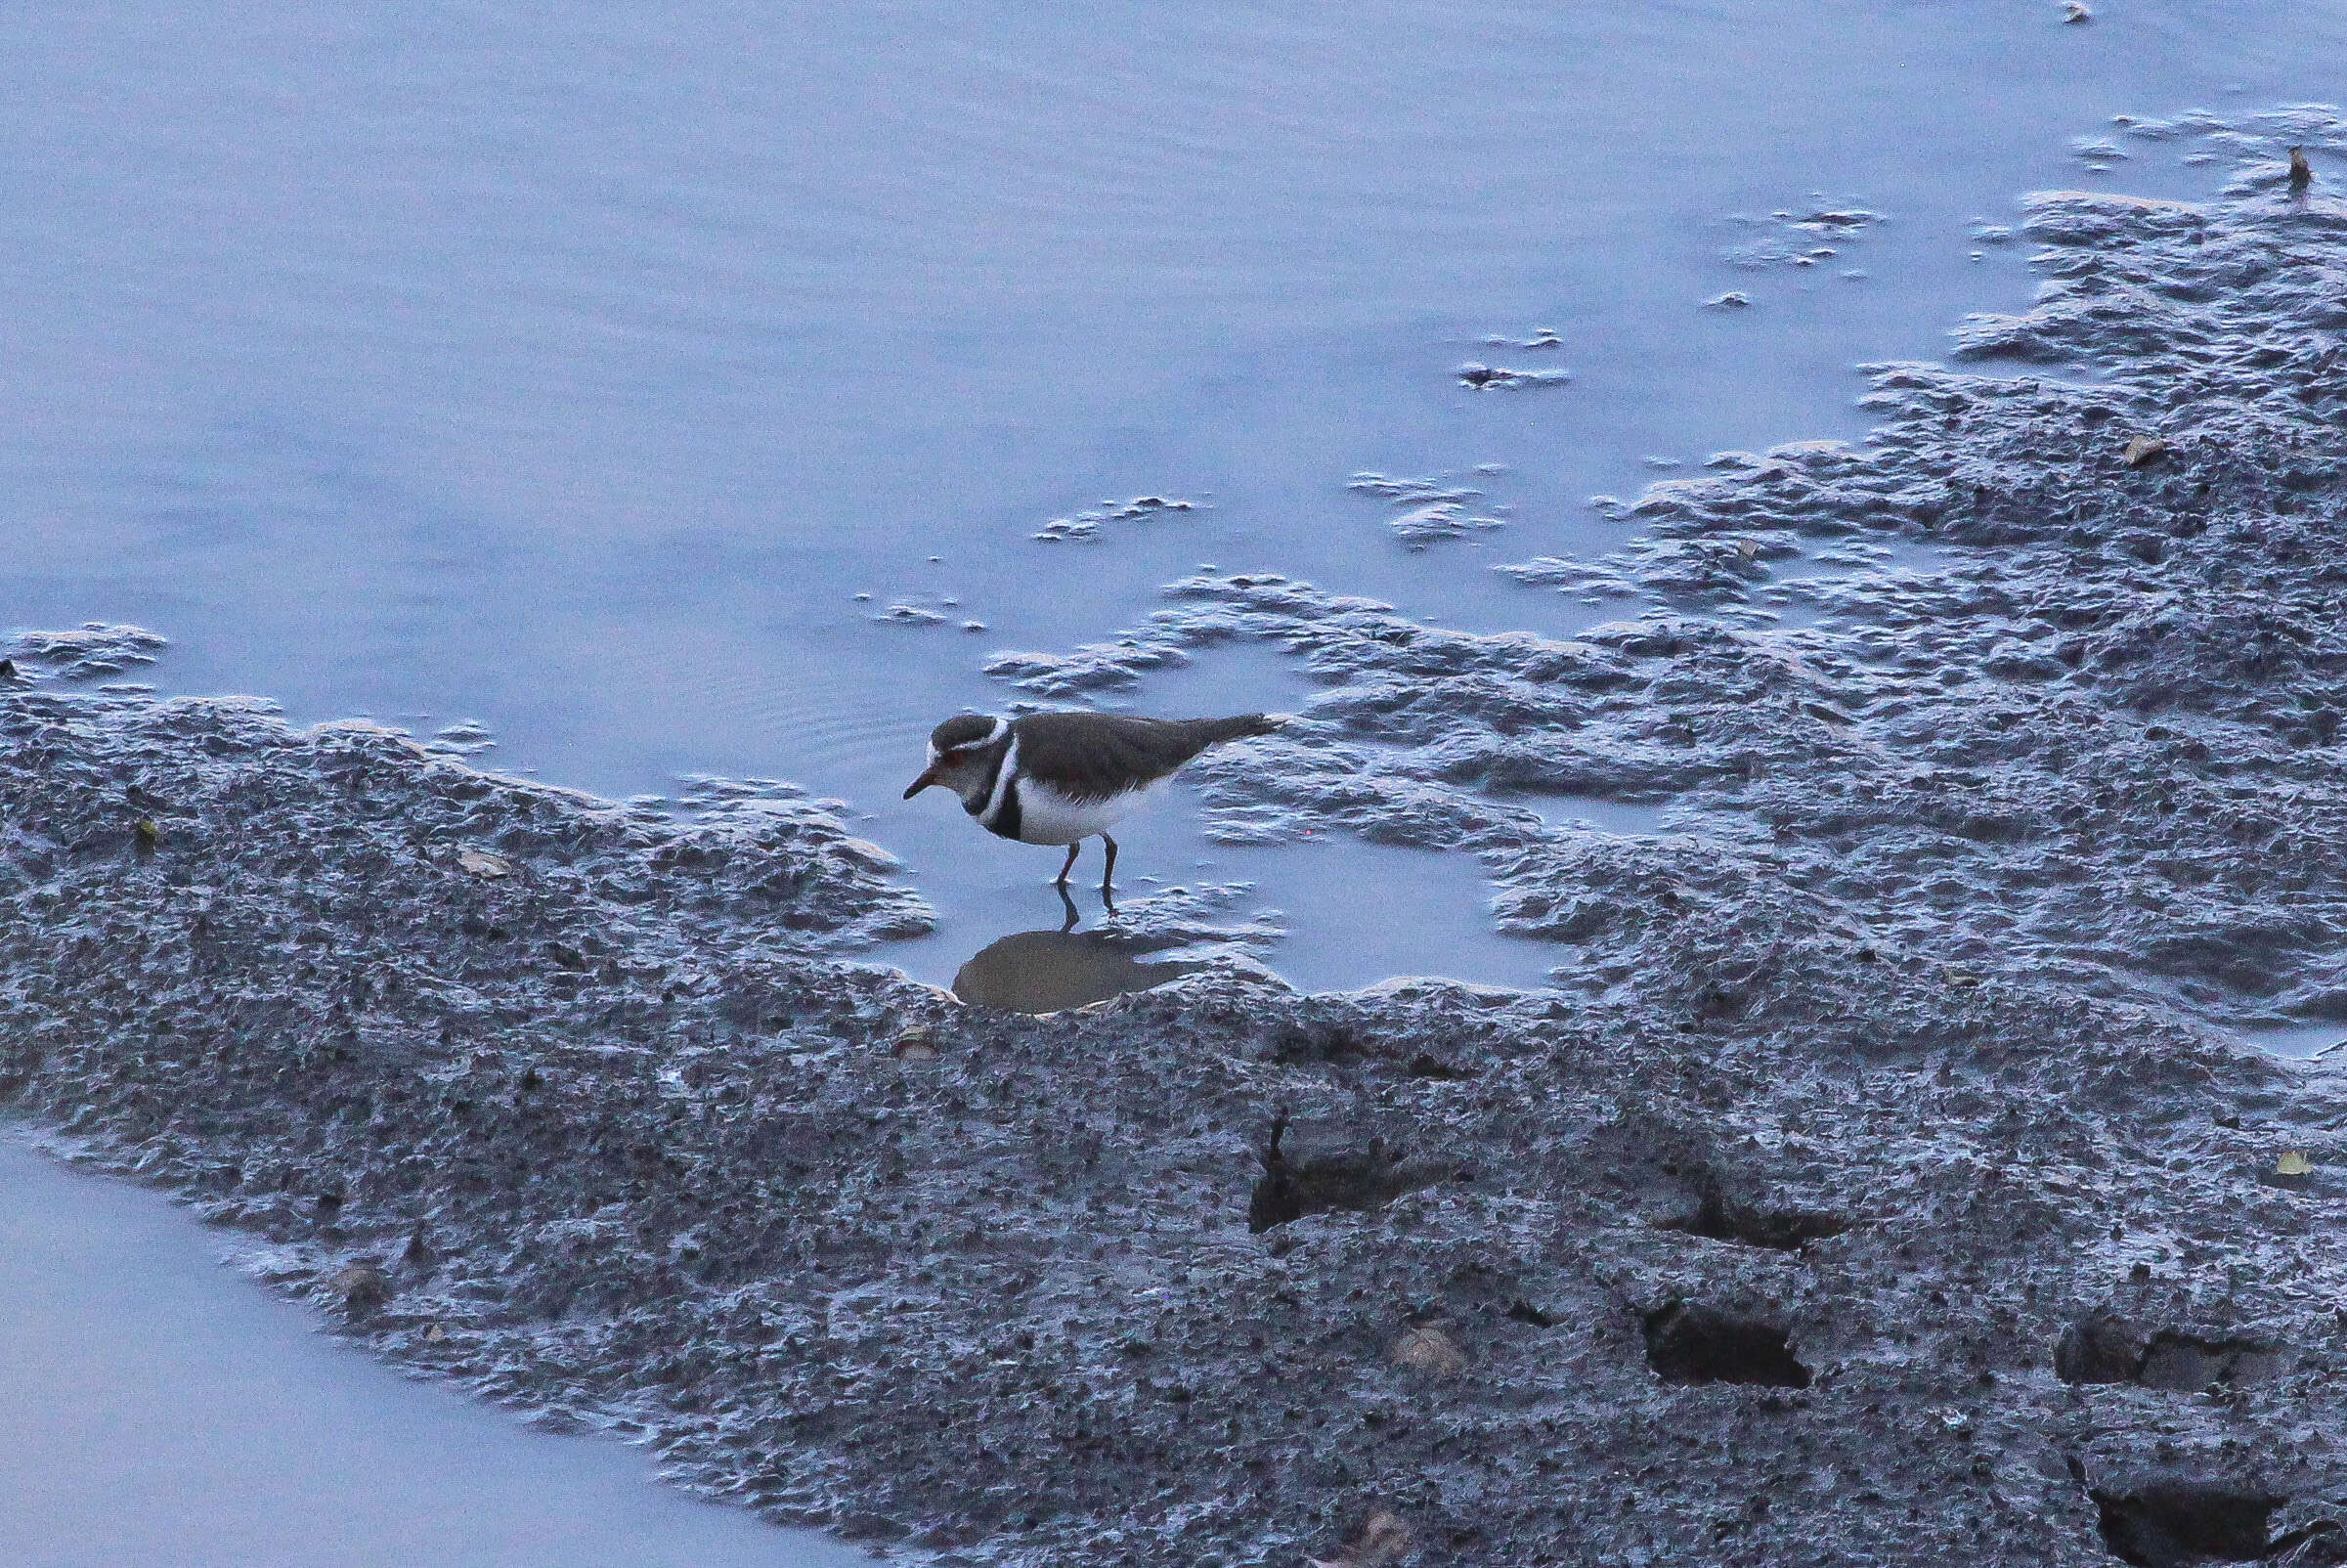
[[10, 1, 2347, 995], [0, 1139, 864, 1568]]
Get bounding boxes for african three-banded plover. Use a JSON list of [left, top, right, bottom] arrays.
[[903, 710, 1284, 894]]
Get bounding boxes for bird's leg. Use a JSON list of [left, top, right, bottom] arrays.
[[1054, 842, 1080, 889], [1099, 834, 1119, 901]]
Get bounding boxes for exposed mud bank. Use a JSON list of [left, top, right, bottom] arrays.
[[7, 666, 2347, 1565], [12, 124, 2347, 1566]]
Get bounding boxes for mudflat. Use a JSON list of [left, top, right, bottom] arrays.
[[10, 138, 2347, 1566]]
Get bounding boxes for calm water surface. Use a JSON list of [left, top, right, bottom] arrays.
[[5, 1, 2347, 1550]]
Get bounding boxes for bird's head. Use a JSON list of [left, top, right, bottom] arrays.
[[903, 714, 1008, 801]]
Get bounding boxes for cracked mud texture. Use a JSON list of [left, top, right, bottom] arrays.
[[12, 111, 2347, 1567]]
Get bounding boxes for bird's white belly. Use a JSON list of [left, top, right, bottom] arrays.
[[1015, 777, 1157, 845]]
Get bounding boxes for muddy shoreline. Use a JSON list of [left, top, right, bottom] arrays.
[[12, 141, 2347, 1565]]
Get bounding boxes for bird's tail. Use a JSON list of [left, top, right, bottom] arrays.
[[1194, 713, 1290, 746]]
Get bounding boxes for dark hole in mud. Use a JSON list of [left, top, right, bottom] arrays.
[[2139, 1331, 2284, 1392], [2056, 1315, 2282, 1390], [1640, 1301, 1812, 1388], [1406, 1051, 1473, 1080], [2091, 1481, 2285, 1567], [1660, 1170, 1847, 1252], [1246, 1111, 1445, 1234], [1270, 1022, 1373, 1067]]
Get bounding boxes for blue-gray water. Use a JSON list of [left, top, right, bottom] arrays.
[[0, 1140, 865, 1568], [7, 0, 2347, 1551]]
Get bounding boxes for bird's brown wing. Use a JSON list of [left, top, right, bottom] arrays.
[[1014, 713, 1281, 802]]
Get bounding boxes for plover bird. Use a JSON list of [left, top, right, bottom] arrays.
[[903, 710, 1284, 894]]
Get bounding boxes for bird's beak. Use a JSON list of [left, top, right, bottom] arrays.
[[903, 765, 941, 800]]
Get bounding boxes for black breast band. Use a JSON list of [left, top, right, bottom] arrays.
[[982, 775, 1022, 842]]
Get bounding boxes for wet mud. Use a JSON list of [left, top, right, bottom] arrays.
[[1346, 475, 1512, 551], [12, 116, 2347, 1566]]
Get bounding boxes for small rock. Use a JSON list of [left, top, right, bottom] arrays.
[[892, 1025, 939, 1061], [1455, 363, 1567, 390], [1705, 291, 1753, 310], [2064, 1, 2091, 21], [457, 849, 513, 879], [2123, 436, 2170, 467], [1307, 1507, 1413, 1568], [2291, 147, 2314, 193], [330, 1260, 391, 1317], [1389, 1325, 1468, 1376]]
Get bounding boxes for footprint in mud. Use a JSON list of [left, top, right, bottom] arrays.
[[1245, 1110, 1453, 1234], [2055, 1314, 2283, 1391], [1640, 1300, 1813, 1389], [2085, 1478, 2337, 1568]]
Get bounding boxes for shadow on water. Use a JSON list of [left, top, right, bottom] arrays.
[[951, 892, 1201, 1013]]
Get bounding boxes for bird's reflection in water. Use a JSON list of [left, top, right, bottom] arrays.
[[952, 890, 1200, 1014]]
